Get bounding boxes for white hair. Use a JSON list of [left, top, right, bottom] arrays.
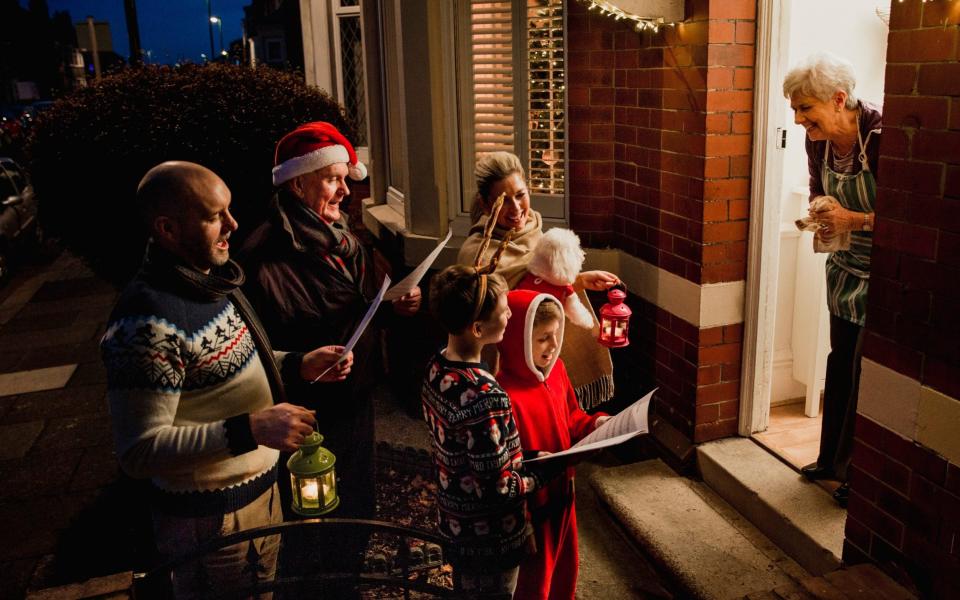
[[782, 51, 858, 109]]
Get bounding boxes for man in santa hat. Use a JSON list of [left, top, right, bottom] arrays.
[[240, 121, 421, 580]]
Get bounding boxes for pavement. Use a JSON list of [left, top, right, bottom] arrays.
[[0, 251, 672, 599], [0, 252, 121, 600]]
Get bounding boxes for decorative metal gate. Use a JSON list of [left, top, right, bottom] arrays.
[[133, 518, 459, 598]]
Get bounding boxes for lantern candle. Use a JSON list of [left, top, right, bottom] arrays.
[[301, 480, 319, 502]]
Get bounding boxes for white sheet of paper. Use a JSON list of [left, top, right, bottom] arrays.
[[311, 275, 391, 383], [522, 388, 655, 464], [383, 228, 453, 301]]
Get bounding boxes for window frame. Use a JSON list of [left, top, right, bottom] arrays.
[[264, 37, 285, 64], [329, 0, 369, 151], [455, 0, 569, 222], [361, 0, 569, 244]]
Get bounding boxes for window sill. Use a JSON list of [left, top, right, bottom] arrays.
[[362, 198, 465, 269]]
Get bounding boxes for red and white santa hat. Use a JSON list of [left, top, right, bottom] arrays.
[[272, 121, 367, 186]]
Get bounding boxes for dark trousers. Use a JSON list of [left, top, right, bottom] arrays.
[[816, 315, 864, 482]]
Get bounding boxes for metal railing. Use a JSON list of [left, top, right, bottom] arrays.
[[134, 518, 458, 599]]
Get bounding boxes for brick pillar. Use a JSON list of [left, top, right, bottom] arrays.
[[843, 1, 960, 597], [567, 0, 755, 445]]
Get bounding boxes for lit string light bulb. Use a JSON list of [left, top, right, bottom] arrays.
[[579, 0, 675, 33]]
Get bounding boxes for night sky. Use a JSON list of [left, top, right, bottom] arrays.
[[40, 1, 248, 64]]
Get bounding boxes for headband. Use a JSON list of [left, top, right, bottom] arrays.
[[469, 193, 514, 322]]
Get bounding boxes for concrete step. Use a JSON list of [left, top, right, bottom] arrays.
[[822, 563, 917, 599], [743, 563, 918, 599], [589, 458, 809, 600], [696, 438, 845, 576]]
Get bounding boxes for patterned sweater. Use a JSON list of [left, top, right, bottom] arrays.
[[101, 276, 295, 517], [421, 350, 538, 568]]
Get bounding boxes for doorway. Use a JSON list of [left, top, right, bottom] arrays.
[[742, 0, 890, 467]]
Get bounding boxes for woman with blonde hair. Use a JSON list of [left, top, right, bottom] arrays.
[[458, 151, 620, 408], [783, 52, 881, 507]]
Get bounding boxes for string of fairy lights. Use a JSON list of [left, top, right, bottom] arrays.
[[578, 0, 951, 34], [575, 0, 673, 33]]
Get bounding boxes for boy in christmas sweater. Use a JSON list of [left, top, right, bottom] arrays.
[[422, 265, 552, 597], [497, 290, 610, 600]]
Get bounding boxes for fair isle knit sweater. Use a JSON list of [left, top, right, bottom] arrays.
[[102, 274, 296, 517]]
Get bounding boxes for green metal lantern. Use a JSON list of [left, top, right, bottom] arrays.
[[287, 431, 339, 516]]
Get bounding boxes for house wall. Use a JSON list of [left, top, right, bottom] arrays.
[[567, 0, 755, 442], [844, 1, 960, 597]]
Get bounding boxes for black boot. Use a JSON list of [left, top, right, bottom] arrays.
[[833, 482, 849, 508], [801, 462, 836, 481]]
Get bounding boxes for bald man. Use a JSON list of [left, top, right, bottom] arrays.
[[101, 161, 352, 598]]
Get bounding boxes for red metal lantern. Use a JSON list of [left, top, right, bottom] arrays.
[[598, 284, 631, 348]]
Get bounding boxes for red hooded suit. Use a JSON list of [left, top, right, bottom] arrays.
[[498, 290, 605, 600]]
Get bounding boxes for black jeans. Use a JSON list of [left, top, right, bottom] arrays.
[[816, 314, 864, 482]]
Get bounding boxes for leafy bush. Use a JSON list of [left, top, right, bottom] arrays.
[[26, 64, 355, 283]]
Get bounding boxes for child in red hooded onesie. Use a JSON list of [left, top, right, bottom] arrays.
[[497, 290, 611, 600]]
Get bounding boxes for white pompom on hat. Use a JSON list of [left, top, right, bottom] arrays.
[[272, 121, 367, 186], [520, 228, 595, 330]]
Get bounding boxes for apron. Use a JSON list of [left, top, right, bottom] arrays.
[[822, 120, 876, 326]]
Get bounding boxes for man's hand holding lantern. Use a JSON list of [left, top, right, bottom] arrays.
[[250, 403, 317, 452]]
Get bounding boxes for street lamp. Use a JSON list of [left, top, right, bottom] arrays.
[[205, 0, 215, 61], [210, 16, 224, 58]]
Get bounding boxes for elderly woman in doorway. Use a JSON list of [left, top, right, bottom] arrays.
[[457, 151, 620, 408], [783, 52, 881, 508]]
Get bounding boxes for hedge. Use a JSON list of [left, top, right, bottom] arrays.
[[27, 63, 355, 283]]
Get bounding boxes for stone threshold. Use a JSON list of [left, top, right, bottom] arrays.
[[589, 436, 921, 599], [697, 437, 845, 576], [589, 458, 809, 600]]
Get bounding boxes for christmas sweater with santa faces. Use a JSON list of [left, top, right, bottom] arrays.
[[421, 350, 539, 567]]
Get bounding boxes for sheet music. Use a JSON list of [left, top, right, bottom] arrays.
[[383, 228, 454, 301], [311, 275, 391, 383], [522, 388, 655, 464], [573, 388, 655, 448]]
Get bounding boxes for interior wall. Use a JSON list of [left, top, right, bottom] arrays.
[[782, 0, 891, 193]]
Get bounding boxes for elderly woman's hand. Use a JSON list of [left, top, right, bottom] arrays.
[[392, 286, 422, 316], [812, 204, 860, 241], [576, 270, 619, 291], [301, 345, 354, 382]]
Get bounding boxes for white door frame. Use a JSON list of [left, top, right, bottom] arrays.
[[739, 0, 791, 436]]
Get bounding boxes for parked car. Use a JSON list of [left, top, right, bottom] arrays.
[[0, 157, 40, 280]]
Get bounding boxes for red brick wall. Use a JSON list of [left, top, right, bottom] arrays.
[[568, 0, 754, 442], [845, 1, 960, 596], [866, 0, 960, 402], [846, 419, 960, 598], [567, 1, 617, 249]]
